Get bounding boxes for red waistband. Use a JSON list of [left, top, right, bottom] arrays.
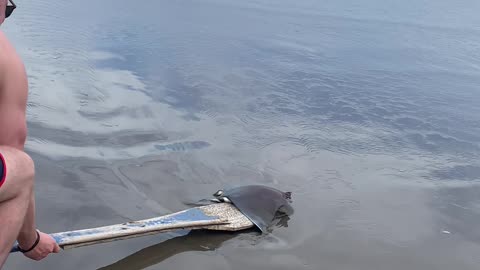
[[0, 153, 6, 188]]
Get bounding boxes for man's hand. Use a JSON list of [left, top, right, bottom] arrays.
[[19, 231, 61, 261]]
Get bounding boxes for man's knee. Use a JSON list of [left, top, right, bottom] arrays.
[[15, 150, 35, 184], [1, 146, 35, 187]]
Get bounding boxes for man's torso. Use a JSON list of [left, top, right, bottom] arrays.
[[0, 30, 28, 149]]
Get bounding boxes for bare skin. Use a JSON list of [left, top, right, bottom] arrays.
[[0, 1, 60, 268]]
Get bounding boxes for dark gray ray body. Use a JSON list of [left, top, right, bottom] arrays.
[[214, 185, 293, 233]]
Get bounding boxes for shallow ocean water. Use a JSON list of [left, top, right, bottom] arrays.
[[3, 0, 480, 269]]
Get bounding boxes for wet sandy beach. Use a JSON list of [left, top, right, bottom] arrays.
[[3, 0, 480, 269]]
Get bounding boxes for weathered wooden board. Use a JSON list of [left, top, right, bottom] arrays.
[[11, 203, 254, 252]]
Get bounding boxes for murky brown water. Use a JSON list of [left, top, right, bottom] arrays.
[[3, 0, 480, 269]]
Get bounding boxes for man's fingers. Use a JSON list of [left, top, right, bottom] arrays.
[[49, 234, 61, 252]]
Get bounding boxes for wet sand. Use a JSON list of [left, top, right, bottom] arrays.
[[3, 0, 480, 269]]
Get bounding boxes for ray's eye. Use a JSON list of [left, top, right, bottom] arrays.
[[220, 197, 231, 203]]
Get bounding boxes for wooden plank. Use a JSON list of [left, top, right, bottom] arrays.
[[11, 203, 254, 252]]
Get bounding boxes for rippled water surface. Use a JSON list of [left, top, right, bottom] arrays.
[[3, 0, 480, 269]]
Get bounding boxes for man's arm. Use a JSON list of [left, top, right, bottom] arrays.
[[0, 31, 59, 260], [0, 31, 36, 246]]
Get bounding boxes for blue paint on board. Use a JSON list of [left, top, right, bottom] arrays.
[[11, 208, 219, 252], [10, 245, 20, 253], [49, 208, 218, 244]]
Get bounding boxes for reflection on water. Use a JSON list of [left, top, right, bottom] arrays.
[[99, 216, 290, 270], [3, 0, 480, 269], [97, 231, 242, 270]]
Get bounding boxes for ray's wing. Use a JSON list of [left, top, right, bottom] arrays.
[[224, 185, 292, 233]]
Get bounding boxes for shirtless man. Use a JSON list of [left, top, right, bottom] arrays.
[[0, 0, 60, 267]]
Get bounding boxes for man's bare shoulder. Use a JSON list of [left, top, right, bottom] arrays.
[[0, 29, 28, 105], [0, 30, 11, 59], [0, 31, 8, 81], [0, 31, 24, 64], [0, 30, 26, 87], [0, 31, 15, 81]]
